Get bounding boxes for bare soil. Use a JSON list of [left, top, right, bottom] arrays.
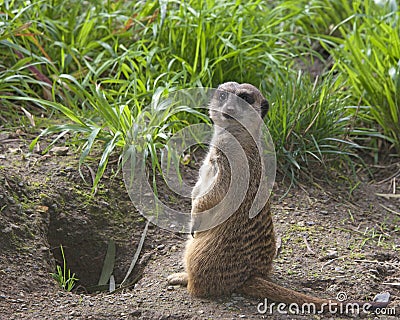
[[0, 130, 399, 320]]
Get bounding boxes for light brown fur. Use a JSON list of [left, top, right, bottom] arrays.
[[168, 82, 388, 312]]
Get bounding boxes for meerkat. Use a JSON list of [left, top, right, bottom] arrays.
[[167, 82, 388, 312]]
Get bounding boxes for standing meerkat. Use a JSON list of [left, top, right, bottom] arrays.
[[168, 82, 388, 312]]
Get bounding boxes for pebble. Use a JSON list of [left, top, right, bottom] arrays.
[[374, 292, 390, 303], [334, 267, 345, 273], [50, 146, 69, 156], [326, 249, 338, 258]]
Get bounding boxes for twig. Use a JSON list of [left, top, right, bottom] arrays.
[[379, 204, 400, 216], [302, 235, 316, 255], [377, 168, 400, 184], [334, 226, 365, 235], [120, 220, 150, 287], [321, 256, 347, 271], [354, 259, 400, 270], [354, 259, 381, 264], [376, 193, 400, 199], [382, 282, 400, 287]]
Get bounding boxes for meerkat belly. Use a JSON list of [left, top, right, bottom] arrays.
[[192, 154, 218, 199]]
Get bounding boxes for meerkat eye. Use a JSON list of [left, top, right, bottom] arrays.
[[218, 91, 228, 102], [237, 93, 255, 104]]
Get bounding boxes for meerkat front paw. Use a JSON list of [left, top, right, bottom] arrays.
[[167, 272, 188, 286]]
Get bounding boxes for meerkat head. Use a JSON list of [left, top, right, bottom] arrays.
[[209, 82, 269, 131]]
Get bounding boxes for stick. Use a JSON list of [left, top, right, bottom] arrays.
[[120, 220, 150, 287], [302, 235, 316, 255]]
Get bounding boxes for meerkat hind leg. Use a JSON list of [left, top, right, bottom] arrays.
[[167, 272, 188, 286]]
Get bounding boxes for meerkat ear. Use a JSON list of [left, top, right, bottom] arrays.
[[261, 99, 269, 118]]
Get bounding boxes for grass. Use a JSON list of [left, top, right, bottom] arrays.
[[0, 0, 399, 189], [325, 2, 400, 154], [51, 245, 78, 292], [267, 71, 361, 183]]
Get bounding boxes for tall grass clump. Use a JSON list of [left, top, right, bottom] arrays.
[[156, 0, 316, 87], [1, 0, 326, 188], [282, 0, 356, 36], [320, 0, 400, 154], [267, 71, 360, 183]]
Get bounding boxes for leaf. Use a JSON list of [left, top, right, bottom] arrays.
[[98, 240, 116, 286], [109, 275, 116, 293], [93, 131, 122, 191], [79, 126, 101, 180]]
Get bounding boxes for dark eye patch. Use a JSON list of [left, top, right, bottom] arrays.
[[218, 91, 228, 101], [237, 92, 255, 104]]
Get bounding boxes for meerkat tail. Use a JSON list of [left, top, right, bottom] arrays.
[[240, 277, 389, 313], [240, 277, 328, 307]]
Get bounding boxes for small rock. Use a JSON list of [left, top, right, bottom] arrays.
[[297, 221, 305, 227], [50, 146, 69, 156], [373, 292, 390, 303], [167, 286, 175, 291], [157, 244, 165, 250], [319, 249, 338, 261], [334, 267, 345, 274], [327, 249, 338, 257]]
